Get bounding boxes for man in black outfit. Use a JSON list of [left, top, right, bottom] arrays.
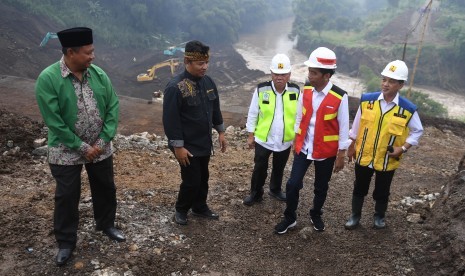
[[163, 40, 227, 225]]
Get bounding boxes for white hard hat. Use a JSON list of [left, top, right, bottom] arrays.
[[270, 54, 291, 74], [304, 47, 337, 69], [381, 60, 408, 81]]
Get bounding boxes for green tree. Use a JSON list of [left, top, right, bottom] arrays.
[[400, 90, 448, 118], [446, 26, 462, 47], [237, 0, 267, 31], [130, 3, 148, 29], [359, 65, 380, 91], [363, 0, 387, 12], [311, 14, 328, 37], [387, 0, 400, 8], [292, 0, 363, 39]]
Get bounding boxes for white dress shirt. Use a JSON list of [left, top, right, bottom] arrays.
[[246, 82, 294, 152], [294, 81, 351, 160], [349, 92, 424, 146]]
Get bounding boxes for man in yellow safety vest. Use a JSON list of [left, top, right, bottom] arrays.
[[344, 60, 424, 230]]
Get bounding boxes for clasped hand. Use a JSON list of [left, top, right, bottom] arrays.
[[85, 145, 102, 161]]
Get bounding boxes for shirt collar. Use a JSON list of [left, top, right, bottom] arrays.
[[313, 81, 333, 95], [60, 56, 90, 79], [183, 69, 202, 82], [378, 92, 399, 105], [271, 81, 288, 94]]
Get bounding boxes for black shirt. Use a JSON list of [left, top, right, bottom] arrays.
[[163, 70, 224, 156]]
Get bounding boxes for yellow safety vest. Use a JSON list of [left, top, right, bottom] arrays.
[[355, 92, 416, 171], [254, 81, 299, 143]]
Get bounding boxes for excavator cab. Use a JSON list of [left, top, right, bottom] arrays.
[[163, 47, 185, 56], [163, 41, 187, 56]]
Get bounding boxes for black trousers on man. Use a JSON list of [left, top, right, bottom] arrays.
[[176, 155, 211, 214], [353, 163, 395, 204], [250, 143, 291, 197], [284, 152, 336, 222], [49, 156, 117, 249]]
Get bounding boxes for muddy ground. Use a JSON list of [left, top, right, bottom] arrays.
[[1, 104, 465, 276], [2, 2, 465, 275]]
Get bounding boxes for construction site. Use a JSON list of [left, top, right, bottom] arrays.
[[1, 0, 465, 275]]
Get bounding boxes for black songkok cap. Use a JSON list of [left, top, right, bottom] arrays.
[[57, 27, 93, 47]]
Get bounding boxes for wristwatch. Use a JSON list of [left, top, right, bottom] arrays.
[[401, 146, 408, 153]]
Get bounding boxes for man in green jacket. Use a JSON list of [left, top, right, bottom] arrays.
[[35, 27, 125, 267]]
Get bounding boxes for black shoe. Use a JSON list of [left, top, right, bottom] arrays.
[[56, 248, 73, 266], [103, 227, 126, 242], [191, 209, 220, 220], [268, 191, 286, 201], [174, 211, 188, 225], [274, 219, 296, 235], [243, 194, 263, 206], [310, 215, 325, 231]]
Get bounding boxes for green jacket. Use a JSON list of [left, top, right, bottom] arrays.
[[35, 61, 119, 150]]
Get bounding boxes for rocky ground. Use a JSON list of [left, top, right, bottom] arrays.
[[1, 107, 465, 275]]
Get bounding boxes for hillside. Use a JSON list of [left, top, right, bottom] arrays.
[[293, 0, 465, 93]]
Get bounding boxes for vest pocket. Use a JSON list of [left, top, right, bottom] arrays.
[[361, 109, 375, 122], [388, 116, 406, 136]]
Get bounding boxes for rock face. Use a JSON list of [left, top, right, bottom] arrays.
[[414, 154, 465, 275]]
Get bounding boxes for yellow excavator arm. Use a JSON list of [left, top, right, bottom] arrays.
[[137, 58, 180, 82]]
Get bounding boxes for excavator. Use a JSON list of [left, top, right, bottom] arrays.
[[163, 41, 187, 56], [137, 58, 180, 82], [163, 46, 184, 56], [39, 32, 58, 47]]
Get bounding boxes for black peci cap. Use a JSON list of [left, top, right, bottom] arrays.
[[57, 27, 93, 47]]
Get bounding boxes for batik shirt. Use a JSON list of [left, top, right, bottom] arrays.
[[35, 57, 119, 165]]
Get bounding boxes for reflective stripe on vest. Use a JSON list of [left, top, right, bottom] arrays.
[[254, 82, 299, 142], [355, 92, 416, 171], [294, 84, 344, 159]]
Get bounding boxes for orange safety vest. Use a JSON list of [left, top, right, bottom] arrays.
[[295, 83, 346, 159]]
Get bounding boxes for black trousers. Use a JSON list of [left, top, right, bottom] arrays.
[[250, 143, 291, 197], [176, 155, 211, 214], [284, 152, 336, 222], [49, 156, 117, 249], [353, 163, 395, 204]]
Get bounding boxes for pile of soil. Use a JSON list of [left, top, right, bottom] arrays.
[[414, 155, 465, 275]]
